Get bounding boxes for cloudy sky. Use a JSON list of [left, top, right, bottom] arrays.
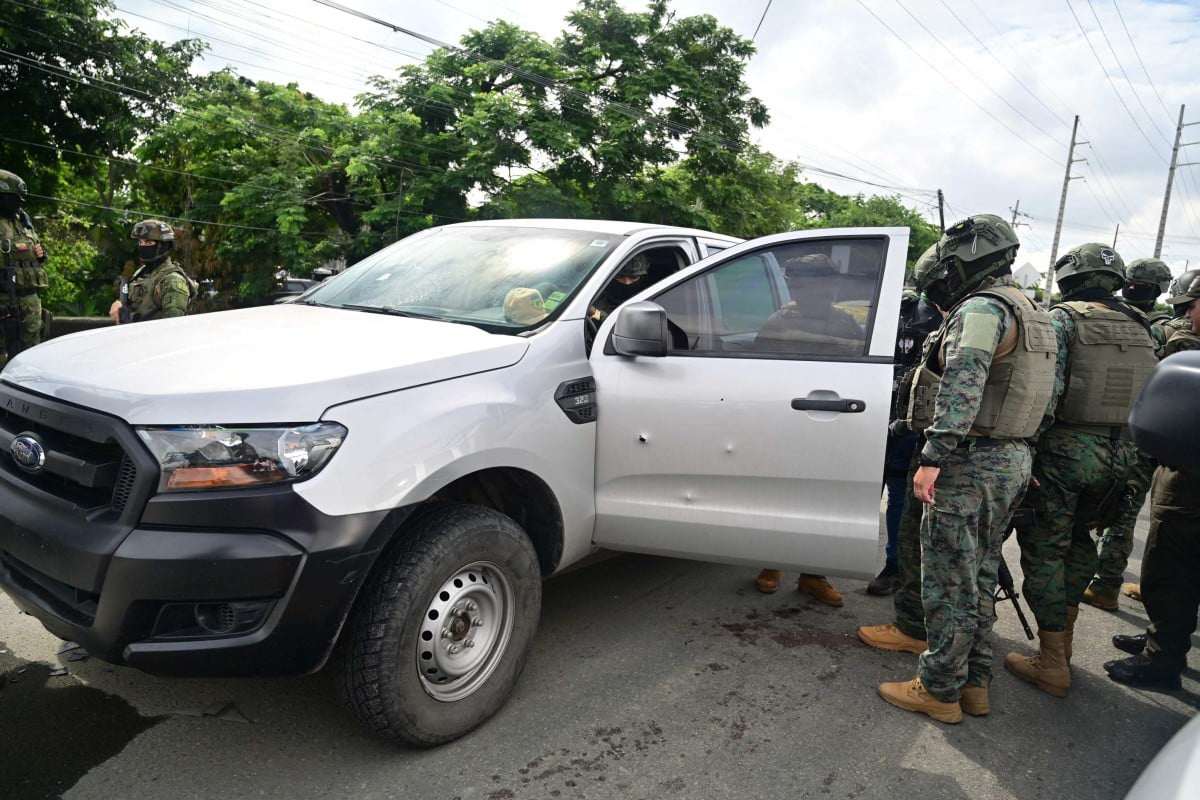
[[115, 0, 1200, 280]]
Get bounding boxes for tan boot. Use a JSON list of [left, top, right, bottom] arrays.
[[1083, 583, 1119, 611], [878, 677, 963, 724], [797, 574, 843, 607], [755, 569, 783, 594], [1005, 630, 1071, 697], [1064, 605, 1080, 664], [960, 685, 990, 717], [857, 623, 927, 655], [1122, 582, 1143, 602]]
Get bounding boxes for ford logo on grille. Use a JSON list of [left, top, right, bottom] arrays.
[[10, 433, 46, 474]]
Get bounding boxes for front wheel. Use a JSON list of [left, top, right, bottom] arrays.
[[336, 504, 542, 746]]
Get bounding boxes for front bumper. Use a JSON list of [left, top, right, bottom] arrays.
[[0, 383, 395, 676], [0, 483, 394, 676]]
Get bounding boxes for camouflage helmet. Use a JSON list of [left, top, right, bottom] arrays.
[[130, 219, 175, 242], [915, 214, 1019, 295], [1166, 274, 1200, 306], [0, 169, 27, 201], [1124, 258, 1172, 293], [619, 253, 650, 279], [1054, 243, 1125, 284], [1167, 268, 1200, 301]]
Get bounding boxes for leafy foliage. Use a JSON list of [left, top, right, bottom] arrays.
[[7, 0, 939, 312]]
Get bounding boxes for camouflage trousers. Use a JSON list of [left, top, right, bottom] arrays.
[[893, 449, 926, 641], [1092, 448, 1157, 589], [917, 439, 1032, 702], [0, 291, 42, 364], [1017, 426, 1139, 631]]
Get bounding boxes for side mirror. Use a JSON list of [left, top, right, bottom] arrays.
[[611, 301, 669, 357]]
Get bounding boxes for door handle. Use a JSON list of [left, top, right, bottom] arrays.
[[790, 398, 867, 413]]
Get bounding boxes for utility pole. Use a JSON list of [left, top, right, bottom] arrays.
[[1112, 224, 1119, 249], [1044, 115, 1087, 306], [1009, 199, 1031, 229], [1155, 104, 1200, 258], [936, 189, 945, 233]]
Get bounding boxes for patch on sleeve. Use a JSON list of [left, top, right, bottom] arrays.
[[959, 312, 1000, 351]]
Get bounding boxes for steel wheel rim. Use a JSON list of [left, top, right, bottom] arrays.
[[416, 561, 514, 703]]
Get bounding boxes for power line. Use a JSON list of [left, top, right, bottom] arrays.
[[1084, 0, 1171, 145], [891, 0, 1065, 148], [852, 0, 1060, 166], [751, 0, 773, 43], [934, 0, 1071, 131], [1064, 0, 1165, 163]]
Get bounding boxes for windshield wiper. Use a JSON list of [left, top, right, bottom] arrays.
[[338, 303, 434, 320]]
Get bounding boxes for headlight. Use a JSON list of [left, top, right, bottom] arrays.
[[136, 423, 347, 493]]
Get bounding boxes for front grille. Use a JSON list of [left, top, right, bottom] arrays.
[[0, 389, 146, 515], [110, 455, 138, 513], [1, 553, 98, 625]]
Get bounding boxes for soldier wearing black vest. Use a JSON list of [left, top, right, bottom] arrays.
[[1006, 243, 1158, 699]]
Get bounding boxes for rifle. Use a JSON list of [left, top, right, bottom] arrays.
[[996, 557, 1034, 640], [118, 277, 132, 324], [996, 501, 1036, 641], [1, 251, 21, 359]]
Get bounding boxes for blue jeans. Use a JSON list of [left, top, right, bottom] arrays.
[[884, 472, 907, 571]]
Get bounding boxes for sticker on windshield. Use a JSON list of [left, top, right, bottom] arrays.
[[589, 239, 609, 247]]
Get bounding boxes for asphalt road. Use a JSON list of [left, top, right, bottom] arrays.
[[1, 506, 1196, 800]]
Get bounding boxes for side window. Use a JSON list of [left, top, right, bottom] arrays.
[[654, 237, 886, 359], [587, 243, 691, 351]]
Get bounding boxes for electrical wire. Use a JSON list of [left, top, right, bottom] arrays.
[[752, 0, 773, 43], [1065, 0, 1165, 163], [1084, 0, 1171, 145], [852, 0, 1061, 166]]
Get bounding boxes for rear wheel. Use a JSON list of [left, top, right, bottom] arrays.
[[336, 504, 542, 746]]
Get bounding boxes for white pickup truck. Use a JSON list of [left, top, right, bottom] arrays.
[[0, 219, 907, 745]]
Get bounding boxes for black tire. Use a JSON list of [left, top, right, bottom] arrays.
[[335, 503, 542, 747]]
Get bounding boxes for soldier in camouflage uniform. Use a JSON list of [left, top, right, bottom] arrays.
[[1005, 244, 1157, 699], [1159, 275, 1200, 356], [1081, 257, 1174, 611], [0, 169, 48, 366], [109, 220, 196, 324], [877, 215, 1057, 724]]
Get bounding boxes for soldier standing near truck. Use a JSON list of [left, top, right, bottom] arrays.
[[0, 169, 48, 365], [1082, 257, 1174, 611], [108, 220, 196, 324], [877, 214, 1056, 724], [1005, 244, 1157, 699]]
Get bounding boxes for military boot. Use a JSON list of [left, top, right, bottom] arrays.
[[1004, 630, 1071, 697], [1104, 655, 1182, 691], [878, 677, 962, 724], [1082, 582, 1119, 611], [960, 685, 989, 717], [1112, 633, 1147, 656], [797, 574, 843, 607], [857, 623, 927, 655], [754, 569, 782, 594], [1064, 605, 1080, 664]]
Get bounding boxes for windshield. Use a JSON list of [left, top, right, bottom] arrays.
[[304, 225, 620, 330]]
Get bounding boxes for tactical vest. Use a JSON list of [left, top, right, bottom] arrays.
[[1052, 300, 1158, 427], [907, 285, 1057, 439], [127, 259, 198, 321], [0, 212, 49, 293]]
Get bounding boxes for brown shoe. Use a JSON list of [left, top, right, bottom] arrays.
[[960, 685, 989, 717], [797, 574, 843, 607], [857, 623, 927, 655], [1083, 583, 1119, 612], [1005, 630, 1070, 698], [878, 677, 963, 724], [1122, 582, 1143, 602], [755, 569, 783, 594]]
